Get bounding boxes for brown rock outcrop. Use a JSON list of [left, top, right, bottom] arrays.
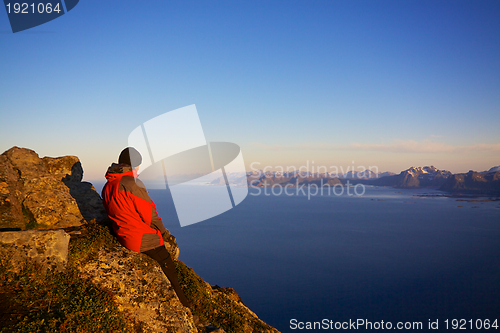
[[0, 229, 70, 273], [0, 147, 279, 333], [78, 245, 197, 333], [0, 147, 106, 230]]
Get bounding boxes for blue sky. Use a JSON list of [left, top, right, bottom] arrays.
[[1, 0, 499, 180]]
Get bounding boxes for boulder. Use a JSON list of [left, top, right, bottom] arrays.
[[0, 147, 106, 230], [78, 245, 197, 333], [0, 229, 70, 273], [43, 156, 107, 222], [42, 155, 83, 182]]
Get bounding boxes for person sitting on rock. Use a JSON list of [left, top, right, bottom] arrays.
[[101, 147, 190, 308]]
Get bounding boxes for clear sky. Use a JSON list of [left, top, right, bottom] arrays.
[[1, 0, 499, 181]]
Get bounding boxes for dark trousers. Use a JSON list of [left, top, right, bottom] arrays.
[[143, 245, 190, 308]]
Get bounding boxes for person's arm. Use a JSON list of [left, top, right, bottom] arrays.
[[150, 200, 167, 235]]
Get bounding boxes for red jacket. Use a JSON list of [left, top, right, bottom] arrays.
[[102, 163, 166, 252]]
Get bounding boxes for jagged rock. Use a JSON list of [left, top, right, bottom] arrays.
[[0, 147, 106, 230], [77, 245, 197, 333], [42, 155, 83, 182], [0, 229, 70, 273], [43, 155, 107, 221]]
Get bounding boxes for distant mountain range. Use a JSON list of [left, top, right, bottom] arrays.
[[342, 170, 396, 179], [440, 169, 500, 194], [212, 165, 500, 195], [237, 171, 343, 187], [366, 165, 500, 194], [216, 169, 396, 187], [366, 166, 452, 188]]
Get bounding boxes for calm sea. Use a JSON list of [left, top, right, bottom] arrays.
[[97, 182, 500, 332]]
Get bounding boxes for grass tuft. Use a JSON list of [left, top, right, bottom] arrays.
[[68, 219, 119, 265], [0, 263, 132, 333]]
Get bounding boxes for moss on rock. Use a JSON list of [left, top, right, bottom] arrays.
[[0, 262, 133, 333], [176, 261, 279, 333]]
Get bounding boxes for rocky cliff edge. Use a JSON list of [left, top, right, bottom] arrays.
[[0, 147, 279, 333]]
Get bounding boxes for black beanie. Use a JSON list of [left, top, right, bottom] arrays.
[[118, 147, 142, 168]]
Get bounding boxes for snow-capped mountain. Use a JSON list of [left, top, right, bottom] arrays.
[[486, 166, 500, 173], [370, 166, 452, 188]]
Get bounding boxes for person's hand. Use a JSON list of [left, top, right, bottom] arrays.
[[162, 230, 175, 242], [161, 229, 179, 260]]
